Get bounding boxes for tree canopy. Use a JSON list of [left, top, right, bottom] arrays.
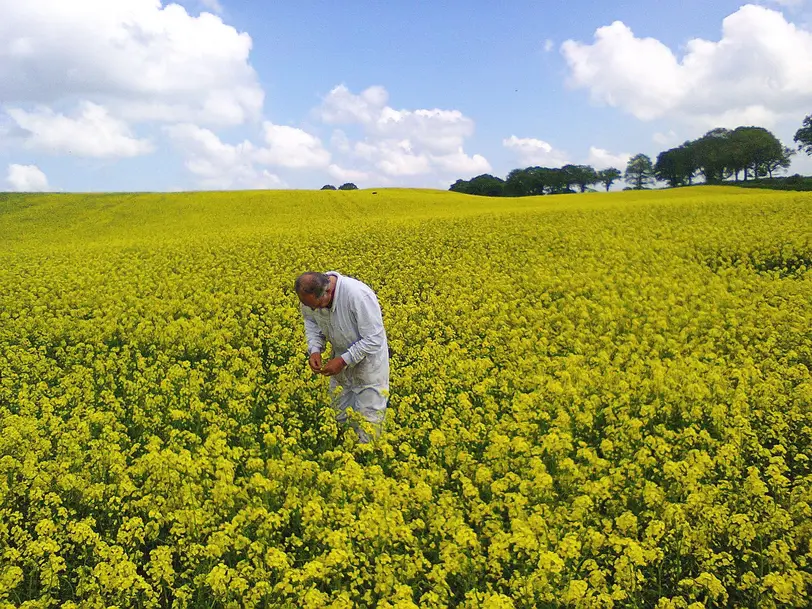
[[316, 119, 807, 195], [794, 114, 812, 155], [654, 145, 697, 188], [444, 121, 800, 196], [597, 168, 622, 192], [450, 174, 506, 196], [624, 154, 655, 190], [451, 165, 619, 197]]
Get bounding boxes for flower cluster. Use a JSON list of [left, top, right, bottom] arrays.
[[0, 186, 809, 608]]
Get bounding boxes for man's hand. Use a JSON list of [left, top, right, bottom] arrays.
[[308, 352, 323, 374], [320, 357, 347, 376]]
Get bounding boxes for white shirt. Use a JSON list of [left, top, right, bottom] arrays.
[[300, 271, 389, 392]]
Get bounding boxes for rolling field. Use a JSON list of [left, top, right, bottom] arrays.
[[0, 187, 810, 608]]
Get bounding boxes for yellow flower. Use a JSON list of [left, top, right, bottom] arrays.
[[2, 186, 809, 608]]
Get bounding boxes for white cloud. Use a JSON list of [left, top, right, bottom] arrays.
[[168, 118, 334, 188], [349, 138, 491, 178], [653, 130, 679, 146], [561, 4, 812, 127], [561, 22, 688, 121], [330, 130, 351, 153], [355, 139, 432, 176], [544, 39, 555, 52], [318, 85, 389, 124], [7, 102, 153, 158], [328, 164, 370, 183], [320, 85, 476, 154], [429, 149, 491, 175], [0, 0, 263, 126], [375, 107, 475, 154], [166, 123, 285, 190], [586, 146, 631, 170], [6, 163, 49, 191], [503, 135, 569, 166], [503, 138, 631, 171], [317, 85, 489, 180], [256, 122, 331, 168], [694, 105, 782, 130]]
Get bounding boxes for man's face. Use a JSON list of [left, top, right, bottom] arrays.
[[298, 290, 329, 310]]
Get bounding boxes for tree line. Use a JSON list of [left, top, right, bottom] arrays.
[[450, 165, 623, 197], [321, 183, 358, 190], [450, 114, 812, 196]]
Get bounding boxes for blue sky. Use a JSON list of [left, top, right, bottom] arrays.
[[2, 0, 812, 192]]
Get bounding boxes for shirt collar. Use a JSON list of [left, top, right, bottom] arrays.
[[325, 271, 341, 312]]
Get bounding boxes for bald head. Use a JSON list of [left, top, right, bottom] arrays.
[[295, 272, 331, 299]]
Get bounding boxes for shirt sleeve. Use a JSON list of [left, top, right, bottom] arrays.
[[340, 291, 386, 367], [301, 306, 327, 355]]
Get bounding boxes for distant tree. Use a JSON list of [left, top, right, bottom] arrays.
[[563, 164, 598, 193], [450, 179, 471, 193], [320, 184, 337, 190], [559, 165, 578, 193], [762, 146, 795, 178], [338, 183, 358, 190], [691, 128, 732, 183], [654, 146, 696, 187], [654, 149, 682, 187], [677, 143, 699, 185], [596, 168, 622, 191], [794, 114, 812, 155], [730, 126, 785, 180], [504, 167, 546, 196], [504, 168, 534, 196], [624, 154, 655, 189], [468, 174, 506, 196], [727, 129, 751, 181], [450, 174, 505, 196], [658, 127, 793, 184], [544, 168, 572, 194]]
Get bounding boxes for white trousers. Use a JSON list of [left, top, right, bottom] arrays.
[[331, 384, 388, 443]]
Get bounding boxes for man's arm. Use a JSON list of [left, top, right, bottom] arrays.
[[340, 291, 386, 367], [302, 307, 327, 355]]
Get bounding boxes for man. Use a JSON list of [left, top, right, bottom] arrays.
[[295, 271, 389, 443]]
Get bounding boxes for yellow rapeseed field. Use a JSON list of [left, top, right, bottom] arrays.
[[0, 186, 810, 608]]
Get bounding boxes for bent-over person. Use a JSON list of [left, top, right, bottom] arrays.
[[295, 271, 389, 442]]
